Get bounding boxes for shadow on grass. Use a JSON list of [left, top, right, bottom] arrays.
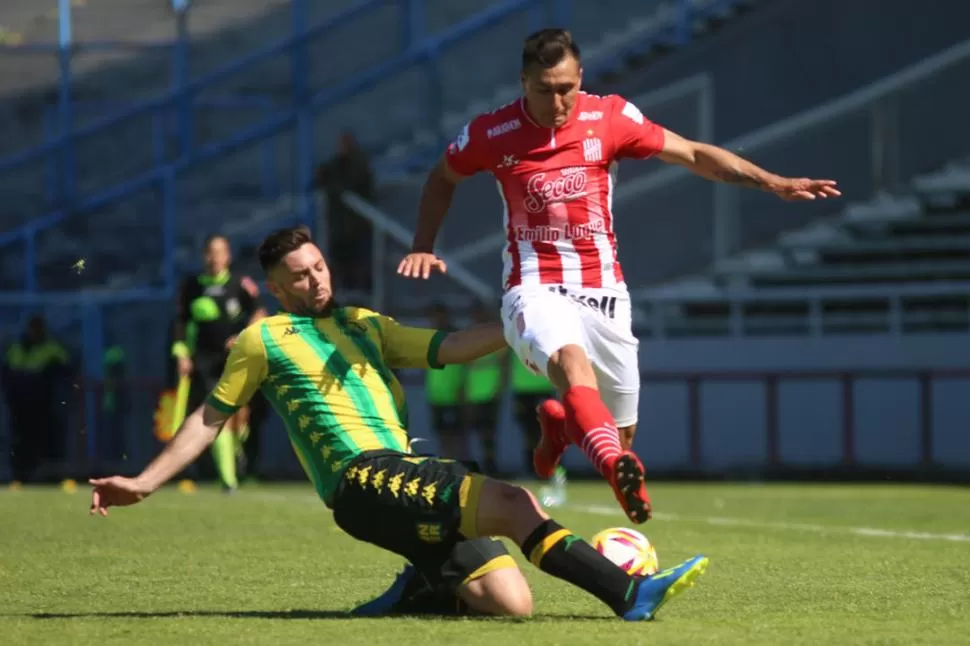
[[20, 609, 617, 622]]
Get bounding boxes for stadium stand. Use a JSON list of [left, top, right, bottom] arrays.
[[0, 0, 759, 293]]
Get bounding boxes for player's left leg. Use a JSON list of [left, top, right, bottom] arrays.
[[333, 452, 530, 617], [584, 299, 650, 523], [353, 539, 532, 617]]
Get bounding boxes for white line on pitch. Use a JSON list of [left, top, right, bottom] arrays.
[[569, 504, 970, 543]]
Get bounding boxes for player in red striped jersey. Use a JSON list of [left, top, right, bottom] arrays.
[[399, 29, 840, 523]]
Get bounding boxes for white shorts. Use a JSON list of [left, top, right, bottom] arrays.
[[501, 284, 640, 427]]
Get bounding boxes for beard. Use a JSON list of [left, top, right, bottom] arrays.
[[289, 296, 339, 318]]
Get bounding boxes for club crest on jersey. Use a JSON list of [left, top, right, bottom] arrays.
[[524, 167, 588, 213], [583, 138, 603, 163]]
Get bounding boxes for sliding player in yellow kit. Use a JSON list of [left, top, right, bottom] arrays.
[[89, 226, 708, 620]]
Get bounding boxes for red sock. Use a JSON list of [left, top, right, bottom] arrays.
[[562, 386, 623, 477]]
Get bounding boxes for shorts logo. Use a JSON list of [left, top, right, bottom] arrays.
[[516, 312, 526, 335], [550, 285, 617, 319], [417, 522, 443, 543]]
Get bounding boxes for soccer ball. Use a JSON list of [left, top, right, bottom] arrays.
[[591, 527, 659, 576]]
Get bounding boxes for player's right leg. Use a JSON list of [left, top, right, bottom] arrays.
[[468, 476, 708, 621]]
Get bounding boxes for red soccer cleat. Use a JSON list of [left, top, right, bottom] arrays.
[[533, 399, 569, 479], [607, 451, 653, 524]]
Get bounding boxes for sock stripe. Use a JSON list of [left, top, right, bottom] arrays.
[[528, 528, 572, 567], [580, 427, 622, 475]]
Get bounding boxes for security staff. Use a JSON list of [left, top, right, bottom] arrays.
[[2, 316, 70, 484]]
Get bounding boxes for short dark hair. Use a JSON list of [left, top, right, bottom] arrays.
[[522, 29, 580, 71], [258, 225, 312, 272]]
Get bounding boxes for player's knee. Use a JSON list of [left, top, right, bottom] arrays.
[[547, 344, 596, 390], [462, 567, 533, 617], [478, 480, 547, 543]]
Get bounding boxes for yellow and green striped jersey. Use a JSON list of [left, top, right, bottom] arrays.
[[207, 307, 446, 506]]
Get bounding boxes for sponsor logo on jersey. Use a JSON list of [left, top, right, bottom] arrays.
[[487, 119, 521, 139], [583, 138, 603, 162], [549, 285, 617, 319], [453, 123, 470, 151], [497, 154, 519, 169], [513, 218, 606, 243], [578, 111, 603, 121], [524, 167, 589, 213], [621, 101, 644, 125]]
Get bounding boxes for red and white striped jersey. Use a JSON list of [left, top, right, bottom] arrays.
[[445, 92, 665, 291]]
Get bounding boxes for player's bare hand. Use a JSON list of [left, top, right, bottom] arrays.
[[771, 178, 841, 201], [177, 356, 193, 377], [397, 252, 447, 279], [225, 335, 238, 350], [89, 476, 152, 517]]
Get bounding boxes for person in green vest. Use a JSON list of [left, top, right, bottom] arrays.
[[425, 303, 469, 461], [510, 352, 557, 475], [458, 301, 509, 475], [171, 235, 268, 491], [1, 315, 71, 484], [100, 344, 128, 466]]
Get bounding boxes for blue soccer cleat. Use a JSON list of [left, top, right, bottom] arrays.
[[622, 555, 710, 621], [350, 565, 418, 616]]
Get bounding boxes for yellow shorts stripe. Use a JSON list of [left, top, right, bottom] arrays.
[[458, 473, 487, 538], [529, 529, 571, 567], [459, 554, 518, 587]]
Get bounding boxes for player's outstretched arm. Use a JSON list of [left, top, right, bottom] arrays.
[[437, 321, 507, 365], [88, 403, 231, 516], [398, 157, 466, 279], [657, 129, 841, 201]]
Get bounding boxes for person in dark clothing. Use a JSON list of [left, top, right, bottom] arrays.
[[313, 130, 375, 292], [172, 235, 268, 490], [2, 316, 70, 484]]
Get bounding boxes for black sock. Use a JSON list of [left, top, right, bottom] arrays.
[[520, 519, 638, 616]]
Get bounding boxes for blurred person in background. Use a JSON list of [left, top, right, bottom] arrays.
[[459, 301, 508, 476], [424, 302, 468, 461], [509, 353, 557, 476], [313, 130, 376, 294], [99, 343, 129, 468], [170, 235, 267, 492], [2, 315, 71, 486]]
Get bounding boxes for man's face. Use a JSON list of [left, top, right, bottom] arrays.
[[266, 243, 333, 316], [204, 237, 231, 275], [521, 55, 583, 128]]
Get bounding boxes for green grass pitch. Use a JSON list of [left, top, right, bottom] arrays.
[[2, 481, 969, 645]]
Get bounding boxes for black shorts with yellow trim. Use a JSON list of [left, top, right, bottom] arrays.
[[331, 450, 514, 594]]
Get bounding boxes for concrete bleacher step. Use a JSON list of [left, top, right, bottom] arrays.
[[746, 260, 970, 288]]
